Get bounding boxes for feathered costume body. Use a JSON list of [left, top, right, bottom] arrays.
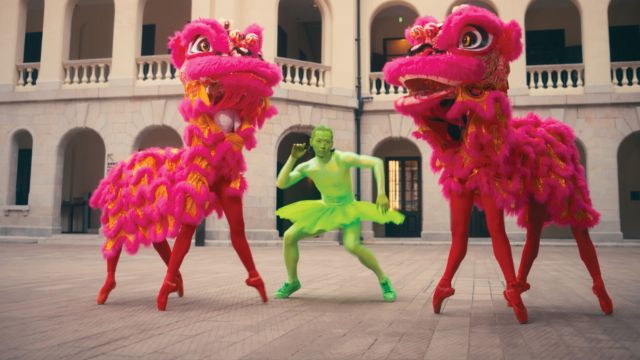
[[90, 19, 281, 258], [382, 5, 612, 321]]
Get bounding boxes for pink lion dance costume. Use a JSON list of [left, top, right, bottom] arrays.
[[383, 5, 612, 323], [89, 19, 281, 310]]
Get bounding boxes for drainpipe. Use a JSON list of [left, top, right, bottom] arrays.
[[355, 0, 363, 200]]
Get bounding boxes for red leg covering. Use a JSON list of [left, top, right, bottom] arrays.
[[97, 247, 121, 305], [571, 226, 613, 315], [481, 195, 528, 324], [434, 191, 473, 314], [152, 240, 183, 297], [516, 201, 546, 292], [157, 224, 195, 311], [219, 190, 267, 303]]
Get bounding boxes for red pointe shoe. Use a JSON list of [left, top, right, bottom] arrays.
[[245, 275, 268, 303], [504, 285, 528, 324], [96, 279, 116, 305], [157, 280, 177, 311], [432, 286, 455, 314], [175, 273, 184, 298], [592, 281, 613, 315], [504, 280, 530, 307]]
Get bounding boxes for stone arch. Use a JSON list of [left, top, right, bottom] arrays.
[[618, 131, 640, 239], [7, 129, 34, 205], [369, 2, 419, 72], [372, 136, 422, 237], [55, 127, 106, 233], [69, 0, 115, 60], [446, 0, 498, 16], [132, 124, 183, 152]]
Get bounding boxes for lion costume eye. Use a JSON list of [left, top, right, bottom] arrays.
[[188, 36, 212, 54], [458, 25, 492, 51]]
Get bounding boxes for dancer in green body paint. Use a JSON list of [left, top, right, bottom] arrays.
[[275, 125, 405, 302]]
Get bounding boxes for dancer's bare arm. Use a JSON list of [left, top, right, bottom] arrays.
[[341, 152, 389, 213], [276, 143, 309, 189]]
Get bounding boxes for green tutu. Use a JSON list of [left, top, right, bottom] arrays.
[[276, 196, 405, 234]]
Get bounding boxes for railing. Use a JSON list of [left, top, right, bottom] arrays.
[[275, 57, 330, 88], [136, 55, 177, 82], [16, 63, 40, 87], [611, 61, 640, 88], [63, 59, 111, 85], [369, 72, 407, 96], [526, 63, 584, 90]]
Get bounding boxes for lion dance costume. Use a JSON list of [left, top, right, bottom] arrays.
[[89, 19, 281, 310], [383, 5, 612, 323]]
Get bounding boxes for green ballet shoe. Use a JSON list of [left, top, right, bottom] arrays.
[[380, 277, 396, 302], [274, 279, 301, 299]]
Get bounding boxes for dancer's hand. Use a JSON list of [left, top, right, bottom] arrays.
[[291, 143, 307, 160], [376, 194, 390, 214]]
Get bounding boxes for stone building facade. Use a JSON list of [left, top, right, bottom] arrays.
[[1, 0, 639, 243]]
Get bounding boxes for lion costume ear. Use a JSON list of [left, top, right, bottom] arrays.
[[168, 31, 187, 69], [500, 20, 523, 62]]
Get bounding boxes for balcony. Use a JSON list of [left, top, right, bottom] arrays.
[[611, 61, 640, 92], [63, 59, 111, 86], [275, 57, 330, 91]]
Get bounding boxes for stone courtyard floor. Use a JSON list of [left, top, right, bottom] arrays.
[[0, 242, 639, 360]]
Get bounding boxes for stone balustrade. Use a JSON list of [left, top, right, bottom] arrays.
[[63, 59, 111, 85], [16, 63, 40, 87], [527, 63, 585, 90], [136, 55, 177, 82], [611, 61, 640, 88], [369, 71, 407, 97], [275, 57, 330, 88]]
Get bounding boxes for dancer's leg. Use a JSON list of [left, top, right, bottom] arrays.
[[275, 224, 313, 298], [157, 224, 196, 311], [571, 226, 613, 315], [152, 240, 183, 297], [219, 191, 267, 302], [516, 201, 546, 291], [433, 191, 474, 313], [97, 248, 121, 305], [342, 221, 396, 302], [481, 194, 528, 324]]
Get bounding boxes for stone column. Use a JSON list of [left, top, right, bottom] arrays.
[[37, 0, 73, 90], [328, 0, 355, 95], [501, 1, 530, 96], [581, 0, 612, 94], [0, 0, 26, 92], [108, 0, 144, 88]]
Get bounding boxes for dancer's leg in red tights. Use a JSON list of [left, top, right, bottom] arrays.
[[516, 201, 546, 291], [571, 226, 613, 314], [433, 190, 473, 313], [152, 240, 183, 297], [157, 224, 196, 311], [218, 190, 267, 303], [481, 194, 528, 324], [97, 248, 121, 304]]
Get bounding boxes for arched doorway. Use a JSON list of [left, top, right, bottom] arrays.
[[9, 130, 33, 205], [447, 0, 498, 15], [525, 0, 583, 88], [373, 137, 422, 237], [132, 125, 182, 151], [276, 130, 320, 236], [542, 139, 587, 239], [618, 131, 640, 239], [277, 0, 322, 63], [370, 5, 418, 72], [21, 0, 44, 85], [60, 129, 105, 233], [69, 0, 114, 60], [608, 0, 640, 86]]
